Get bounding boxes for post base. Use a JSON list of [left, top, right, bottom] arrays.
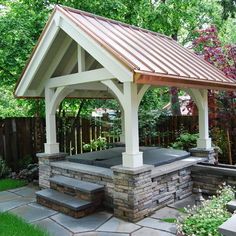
[[122, 152, 143, 168]]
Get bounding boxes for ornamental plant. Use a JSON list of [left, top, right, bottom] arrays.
[[83, 136, 107, 152], [0, 157, 11, 178], [170, 132, 198, 151], [177, 184, 235, 236], [191, 26, 236, 163]]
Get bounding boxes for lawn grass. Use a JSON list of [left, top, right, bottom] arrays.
[[0, 178, 27, 191], [0, 212, 50, 236]]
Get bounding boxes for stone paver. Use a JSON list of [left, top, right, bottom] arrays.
[[74, 232, 129, 236], [218, 214, 236, 236], [51, 211, 112, 233], [131, 227, 175, 236], [169, 195, 196, 209], [96, 217, 141, 233], [0, 191, 20, 202], [9, 202, 57, 223], [151, 206, 184, 220], [0, 197, 35, 212], [34, 218, 72, 236], [137, 217, 176, 234], [13, 186, 38, 198], [0, 186, 197, 236]]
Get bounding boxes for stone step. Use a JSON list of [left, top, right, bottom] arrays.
[[49, 175, 104, 202], [36, 189, 97, 218], [227, 200, 236, 213], [218, 214, 236, 236]]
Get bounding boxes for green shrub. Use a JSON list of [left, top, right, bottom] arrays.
[[170, 132, 198, 151], [0, 158, 11, 178], [83, 136, 107, 152], [177, 184, 235, 236]]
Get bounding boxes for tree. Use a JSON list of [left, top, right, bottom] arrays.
[[0, 0, 235, 118], [192, 25, 236, 164]]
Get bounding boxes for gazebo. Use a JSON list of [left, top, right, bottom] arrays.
[[15, 5, 236, 221]]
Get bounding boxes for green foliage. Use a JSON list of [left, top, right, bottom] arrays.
[[0, 212, 50, 236], [18, 155, 33, 170], [0, 158, 11, 178], [83, 136, 108, 152], [0, 179, 27, 192], [161, 218, 177, 223], [0, 0, 234, 118], [177, 184, 235, 236], [170, 132, 198, 151], [211, 127, 227, 156]]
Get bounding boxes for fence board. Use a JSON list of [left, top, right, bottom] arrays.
[[0, 115, 235, 170]]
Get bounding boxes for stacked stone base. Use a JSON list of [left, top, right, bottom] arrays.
[[152, 168, 192, 210], [37, 153, 67, 188], [37, 196, 97, 218], [51, 163, 114, 210], [37, 148, 215, 222], [191, 164, 236, 195], [50, 181, 104, 203], [112, 165, 153, 222]]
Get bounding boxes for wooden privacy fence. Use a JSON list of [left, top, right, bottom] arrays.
[[0, 115, 235, 171]]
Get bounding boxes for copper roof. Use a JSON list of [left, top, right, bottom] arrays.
[[58, 5, 236, 91]]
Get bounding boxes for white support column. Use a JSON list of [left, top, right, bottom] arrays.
[[186, 89, 211, 149], [197, 90, 211, 149], [122, 82, 143, 168], [101, 80, 145, 168], [119, 108, 125, 143], [44, 86, 73, 154], [44, 87, 59, 154]]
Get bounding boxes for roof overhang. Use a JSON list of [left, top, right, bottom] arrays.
[[134, 71, 236, 91], [14, 5, 236, 99]]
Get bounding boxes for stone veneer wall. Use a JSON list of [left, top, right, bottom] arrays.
[[152, 167, 193, 210], [51, 162, 196, 216], [191, 164, 236, 195], [51, 164, 114, 209], [112, 165, 153, 222], [37, 153, 67, 188]]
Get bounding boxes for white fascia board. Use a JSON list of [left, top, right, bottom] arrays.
[[15, 12, 61, 97], [59, 16, 133, 82], [46, 68, 114, 88]]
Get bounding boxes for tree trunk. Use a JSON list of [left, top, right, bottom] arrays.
[[170, 87, 181, 115], [170, 32, 181, 115]]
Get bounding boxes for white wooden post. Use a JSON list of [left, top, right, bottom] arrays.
[[122, 82, 143, 168], [197, 90, 211, 149], [120, 108, 125, 143], [44, 87, 59, 153], [186, 89, 211, 149]]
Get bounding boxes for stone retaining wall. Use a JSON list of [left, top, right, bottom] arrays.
[[51, 165, 114, 209], [191, 164, 236, 195], [152, 167, 193, 210]]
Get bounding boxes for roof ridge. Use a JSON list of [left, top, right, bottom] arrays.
[[58, 5, 171, 40]]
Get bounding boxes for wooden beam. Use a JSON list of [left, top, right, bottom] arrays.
[[67, 90, 112, 98], [60, 17, 133, 82], [78, 45, 85, 73], [47, 68, 114, 88], [36, 36, 73, 95], [15, 18, 61, 96], [101, 80, 125, 107]]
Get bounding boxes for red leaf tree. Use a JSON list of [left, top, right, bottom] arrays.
[[192, 25, 236, 163]]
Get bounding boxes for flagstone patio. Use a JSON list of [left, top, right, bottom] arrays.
[[0, 185, 197, 236]]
